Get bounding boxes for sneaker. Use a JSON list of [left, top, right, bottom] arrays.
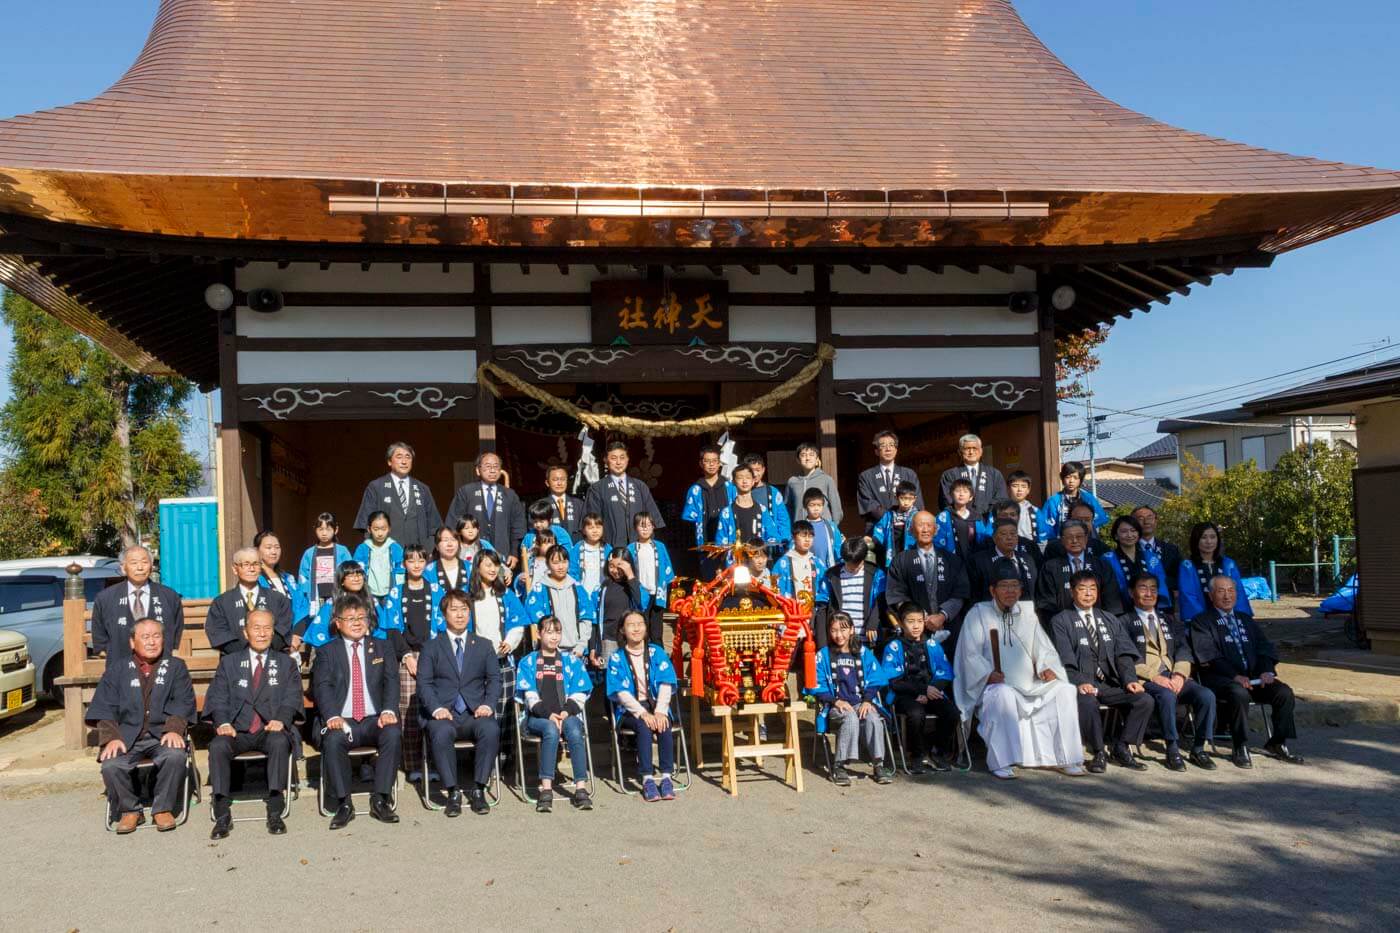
[[536, 789, 553, 813], [659, 776, 676, 800], [991, 767, 1017, 780], [642, 779, 661, 802], [872, 766, 893, 785], [571, 788, 593, 811], [831, 765, 852, 787], [923, 755, 952, 773]]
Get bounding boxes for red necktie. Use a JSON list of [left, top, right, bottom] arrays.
[[350, 642, 366, 721], [249, 654, 265, 734]]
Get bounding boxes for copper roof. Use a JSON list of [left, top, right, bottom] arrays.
[[0, 0, 1398, 249]]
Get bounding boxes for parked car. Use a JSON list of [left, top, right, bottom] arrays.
[[0, 629, 37, 722], [0, 567, 124, 704], [0, 555, 121, 574]]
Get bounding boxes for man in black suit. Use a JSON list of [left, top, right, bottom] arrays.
[[815, 537, 886, 650], [206, 548, 293, 654], [583, 441, 666, 548], [1132, 506, 1182, 600], [445, 451, 528, 567], [311, 593, 402, 829], [1050, 572, 1153, 774], [206, 610, 303, 838], [543, 464, 585, 539], [1190, 575, 1304, 769], [354, 441, 443, 551], [856, 430, 924, 533], [418, 590, 502, 817], [938, 433, 1008, 513], [1036, 521, 1123, 626], [885, 511, 970, 647], [90, 545, 185, 669], [971, 519, 1040, 601], [1043, 501, 1111, 562], [87, 619, 196, 833]]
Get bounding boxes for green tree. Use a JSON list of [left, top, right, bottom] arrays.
[[0, 467, 58, 560], [0, 290, 202, 554], [1158, 454, 1273, 574], [1263, 440, 1355, 563]]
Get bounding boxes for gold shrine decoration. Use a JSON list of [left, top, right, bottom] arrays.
[[476, 344, 836, 437]]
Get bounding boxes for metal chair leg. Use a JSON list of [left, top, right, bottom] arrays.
[[955, 719, 973, 773], [673, 718, 692, 792]]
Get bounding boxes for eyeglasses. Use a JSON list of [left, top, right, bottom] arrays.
[[234, 560, 261, 568]]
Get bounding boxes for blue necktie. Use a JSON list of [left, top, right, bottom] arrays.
[[484, 486, 495, 516], [452, 638, 467, 713]]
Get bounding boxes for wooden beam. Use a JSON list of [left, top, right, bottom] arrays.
[[849, 263, 872, 275], [1080, 266, 1162, 307], [474, 263, 495, 452], [707, 265, 725, 277], [885, 264, 908, 275], [742, 264, 761, 276], [779, 264, 798, 275], [918, 263, 945, 276], [594, 264, 609, 276], [519, 263, 531, 275], [1152, 263, 1211, 287], [1037, 281, 1060, 497], [1114, 263, 1189, 297], [216, 300, 243, 590], [556, 263, 569, 276], [814, 265, 838, 495]]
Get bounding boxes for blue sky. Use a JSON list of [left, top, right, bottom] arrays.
[[2, 1, 1399, 460]]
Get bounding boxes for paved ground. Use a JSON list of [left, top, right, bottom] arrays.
[[2, 721, 1398, 932]]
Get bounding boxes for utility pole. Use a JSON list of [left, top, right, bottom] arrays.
[[1083, 376, 1110, 497]]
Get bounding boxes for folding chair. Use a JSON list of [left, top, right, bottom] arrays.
[[211, 748, 298, 825], [103, 739, 199, 832], [1252, 702, 1275, 742], [891, 711, 971, 774], [419, 730, 503, 810], [316, 745, 400, 817], [604, 696, 692, 795], [513, 698, 596, 804], [810, 710, 897, 783]]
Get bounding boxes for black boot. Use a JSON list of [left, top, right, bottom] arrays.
[[210, 797, 232, 840]]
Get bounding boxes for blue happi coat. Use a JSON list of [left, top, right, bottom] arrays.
[[568, 540, 610, 596], [605, 643, 678, 722], [260, 570, 309, 623], [296, 543, 353, 614], [475, 588, 532, 639], [1177, 556, 1252, 620], [627, 539, 676, 610], [1039, 490, 1110, 540], [378, 576, 448, 639], [301, 593, 392, 648], [515, 650, 594, 708], [872, 508, 917, 566], [522, 523, 575, 554], [715, 500, 788, 551], [934, 510, 967, 554], [774, 549, 831, 603], [682, 480, 736, 547], [806, 518, 845, 569], [525, 577, 598, 626], [880, 637, 954, 707], [754, 484, 793, 547], [805, 645, 890, 732], [1101, 547, 1173, 610], [352, 539, 405, 595]]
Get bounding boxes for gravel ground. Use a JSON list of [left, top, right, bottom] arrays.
[[3, 722, 1398, 932]]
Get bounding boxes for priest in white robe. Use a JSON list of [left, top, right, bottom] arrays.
[[955, 559, 1087, 779]]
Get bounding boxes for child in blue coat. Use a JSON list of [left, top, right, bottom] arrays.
[[516, 616, 594, 813], [1039, 461, 1110, 541], [298, 511, 352, 621], [775, 520, 830, 604], [606, 610, 679, 802], [627, 513, 674, 644], [882, 602, 958, 773], [525, 545, 596, 659], [807, 611, 892, 786], [872, 481, 919, 567], [353, 510, 404, 608], [298, 561, 379, 647]]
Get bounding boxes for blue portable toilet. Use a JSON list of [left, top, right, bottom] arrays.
[[158, 497, 221, 598]]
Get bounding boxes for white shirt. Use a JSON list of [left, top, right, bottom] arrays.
[[473, 597, 503, 649], [395, 475, 411, 505], [126, 581, 149, 616], [578, 543, 604, 593], [340, 637, 377, 719], [636, 541, 657, 594], [1016, 501, 1035, 540]]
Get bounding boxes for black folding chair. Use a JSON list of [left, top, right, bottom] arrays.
[[211, 747, 298, 825], [810, 709, 898, 783], [103, 738, 199, 832], [316, 745, 400, 817]]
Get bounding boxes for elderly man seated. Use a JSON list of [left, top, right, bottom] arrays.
[[87, 618, 196, 833]]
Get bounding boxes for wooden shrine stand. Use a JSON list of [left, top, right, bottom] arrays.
[[690, 694, 804, 797]]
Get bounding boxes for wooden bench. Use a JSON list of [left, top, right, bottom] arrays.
[[54, 578, 311, 749]]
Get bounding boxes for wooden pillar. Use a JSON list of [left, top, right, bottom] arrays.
[[474, 262, 496, 452], [1037, 282, 1060, 498], [61, 564, 88, 748], [814, 264, 839, 491], [217, 302, 244, 589]]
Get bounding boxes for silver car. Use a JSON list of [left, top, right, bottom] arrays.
[[0, 564, 123, 703]]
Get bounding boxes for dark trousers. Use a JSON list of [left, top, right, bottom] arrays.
[[319, 717, 401, 801], [1142, 680, 1216, 749], [1206, 676, 1297, 746], [1075, 685, 1154, 752], [424, 713, 500, 790], [894, 687, 958, 758], [208, 729, 292, 798], [621, 712, 675, 778], [100, 735, 186, 815], [642, 604, 665, 646]]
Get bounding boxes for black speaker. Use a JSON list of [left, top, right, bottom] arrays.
[[1008, 291, 1039, 314], [247, 288, 284, 314]]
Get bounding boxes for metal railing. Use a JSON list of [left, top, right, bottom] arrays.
[[1266, 534, 1356, 601]]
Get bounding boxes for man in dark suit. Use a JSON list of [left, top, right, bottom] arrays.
[[90, 545, 184, 669], [206, 547, 293, 654], [445, 451, 528, 567], [543, 464, 586, 539], [207, 610, 303, 838], [1190, 575, 1304, 769], [1132, 505, 1182, 601], [971, 519, 1040, 601], [583, 441, 666, 548], [418, 590, 502, 817], [87, 618, 196, 833], [856, 429, 924, 533], [354, 441, 443, 551], [938, 433, 1009, 513], [1043, 501, 1111, 562], [885, 511, 970, 647], [1036, 521, 1123, 626], [1050, 572, 1154, 774], [815, 537, 886, 650], [311, 593, 402, 829]]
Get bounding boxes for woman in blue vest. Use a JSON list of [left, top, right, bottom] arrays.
[[1178, 521, 1252, 621]]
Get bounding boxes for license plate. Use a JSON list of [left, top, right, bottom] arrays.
[[4, 688, 20, 711]]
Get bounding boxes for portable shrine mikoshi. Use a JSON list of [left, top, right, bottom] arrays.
[[670, 547, 815, 795]]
